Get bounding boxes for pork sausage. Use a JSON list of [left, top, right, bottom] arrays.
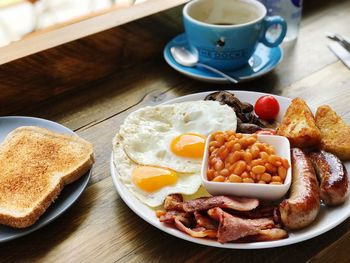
[[309, 150, 348, 206], [279, 148, 320, 229]]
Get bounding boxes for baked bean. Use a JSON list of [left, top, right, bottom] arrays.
[[246, 136, 257, 146], [231, 151, 242, 163], [218, 147, 229, 159], [243, 152, 253, 163], [218, 145, 225, 153], [251, 159, 263, 167], [213, 175, 225, 182], [266, 146, 276, 154], [207, 173, 214, 181], [254, 143, 264, 151], [229, 174, 242, 183], [278, 166, 287, 180], [215, 134, 225, 146], [282, 158, 290, 169], [250, 173, 257, 180], [209, 141, 219, 148], [257, 173, 262, 180], [260, 173, 272, 183], [228, 135, 236, 141], [252, 165, 266, 174], [259, 151, 269, 160], [228, 164, 235, 173], [233, 160, 246, 175], [220, 168, 230, 177], [233, 143, 241, 151], [246, 164, 251, 172], [265, 163, 277, 173], [207, 169, 215, 180], [243, 178, 254, 183], [250, 145, 260, 158], [268, 155, 282, 167], [214, 159, 224, 171], [236, 133, 243, 139], [241, 171, 249, 178], [227, 153, 234, 164], [226, 140, 235, 149], [271, 176, 282, 183], [261, 146, 269, 153], [239, 137, 249, 148], [226, 130, 235, 136], [249, 172, 256, 179], [258, 180, 266, 184], [210, 157, 217, 165]]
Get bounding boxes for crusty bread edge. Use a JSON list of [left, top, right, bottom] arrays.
[[0, 126, 94, 228], [0, 181, 65, 228]]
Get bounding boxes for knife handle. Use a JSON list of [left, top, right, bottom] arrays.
[[334, 34, 350, 53]]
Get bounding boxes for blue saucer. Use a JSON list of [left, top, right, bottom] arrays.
[[164, 33, 283, 83]]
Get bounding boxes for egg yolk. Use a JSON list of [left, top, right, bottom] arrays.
[[170, 133, 206, 159], [132, 166, 177, 192]]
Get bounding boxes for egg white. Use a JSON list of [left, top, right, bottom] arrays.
[[119, 101, 237, 173], [113, 134, 202, 207]]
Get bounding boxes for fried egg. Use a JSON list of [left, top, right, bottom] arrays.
[[119, 101, 237, 173], [113, 134, 202, 207]]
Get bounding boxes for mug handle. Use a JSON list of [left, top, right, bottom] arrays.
[[260, 16, 287, 47]]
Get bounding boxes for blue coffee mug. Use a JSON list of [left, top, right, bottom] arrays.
[[183, 0, 287, 70]]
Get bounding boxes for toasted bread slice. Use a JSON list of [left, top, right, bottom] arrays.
[[0, 126, 94, 228], [315, 105, 350, 161], [277, 97, 321, 148]]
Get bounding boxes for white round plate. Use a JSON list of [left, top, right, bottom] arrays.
[[110, 90, 350, 249], [0, 116, 92, 242]]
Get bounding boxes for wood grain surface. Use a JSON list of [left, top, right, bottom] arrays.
[[0, 0, 350, 262]]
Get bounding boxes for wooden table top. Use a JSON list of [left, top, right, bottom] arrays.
[[1, 0, 350, 262]]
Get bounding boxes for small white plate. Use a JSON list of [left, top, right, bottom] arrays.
[[201, 134, 291, 200], [110, 90, 350, 249], [0, 116, 92, 242]]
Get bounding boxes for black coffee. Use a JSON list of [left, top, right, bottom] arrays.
[[214, 22, 236, 25]]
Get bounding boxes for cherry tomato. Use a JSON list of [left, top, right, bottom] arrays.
[[254, 95, 280, 120], [255, 130, 276, 135]]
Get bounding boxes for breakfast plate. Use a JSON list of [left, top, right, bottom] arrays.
[[110, 90, 350, 249], [163, 34, 283, 83], [0, 116, 92, 242]]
